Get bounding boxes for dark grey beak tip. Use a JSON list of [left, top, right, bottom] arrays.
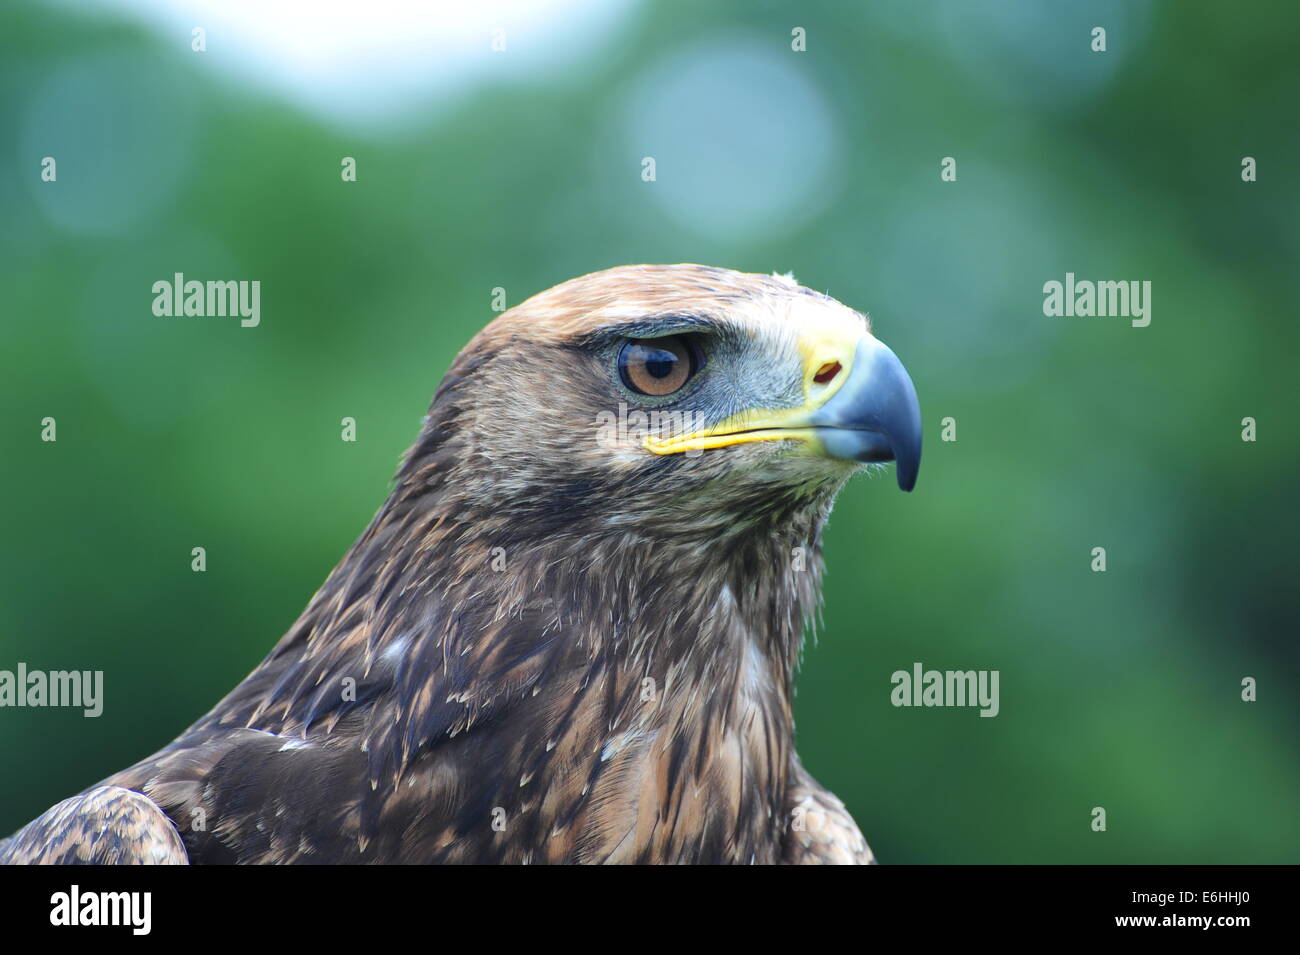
[[890, 380, 922, 492], [895, 441, 920, 492]]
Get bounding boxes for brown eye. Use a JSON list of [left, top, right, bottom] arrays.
[[618, 336, 699, 397]]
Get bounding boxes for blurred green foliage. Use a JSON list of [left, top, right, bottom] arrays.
[[1, 0, 1297, 862]]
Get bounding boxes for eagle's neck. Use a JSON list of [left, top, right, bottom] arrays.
[[407, 521, 821, 862], [229, 490, 828, 862]]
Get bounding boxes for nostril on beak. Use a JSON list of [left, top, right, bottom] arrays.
[[813, 361, 842, 385]]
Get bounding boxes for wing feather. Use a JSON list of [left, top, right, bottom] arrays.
[[0, 786, 188, 865], [782, 758, 875, 865]]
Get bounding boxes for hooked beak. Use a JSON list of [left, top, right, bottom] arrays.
[[809, 337, 922, 491]]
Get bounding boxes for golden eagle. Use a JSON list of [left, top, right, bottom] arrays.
[[2, 264, 921, 864]]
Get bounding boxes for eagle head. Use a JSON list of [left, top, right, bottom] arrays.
[[400, 263, 921, 548]]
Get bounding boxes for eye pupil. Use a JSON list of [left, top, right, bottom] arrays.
[[644, 351, 677, 378], [618, 336, 700, 397]]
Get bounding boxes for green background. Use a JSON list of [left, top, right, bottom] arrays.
[[2, 0, 1297, 862]]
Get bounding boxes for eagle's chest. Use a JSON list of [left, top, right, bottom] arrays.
[[431, 645, 791, 864], [375, 582, 802, 864], [573, 715, 791, 864]]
